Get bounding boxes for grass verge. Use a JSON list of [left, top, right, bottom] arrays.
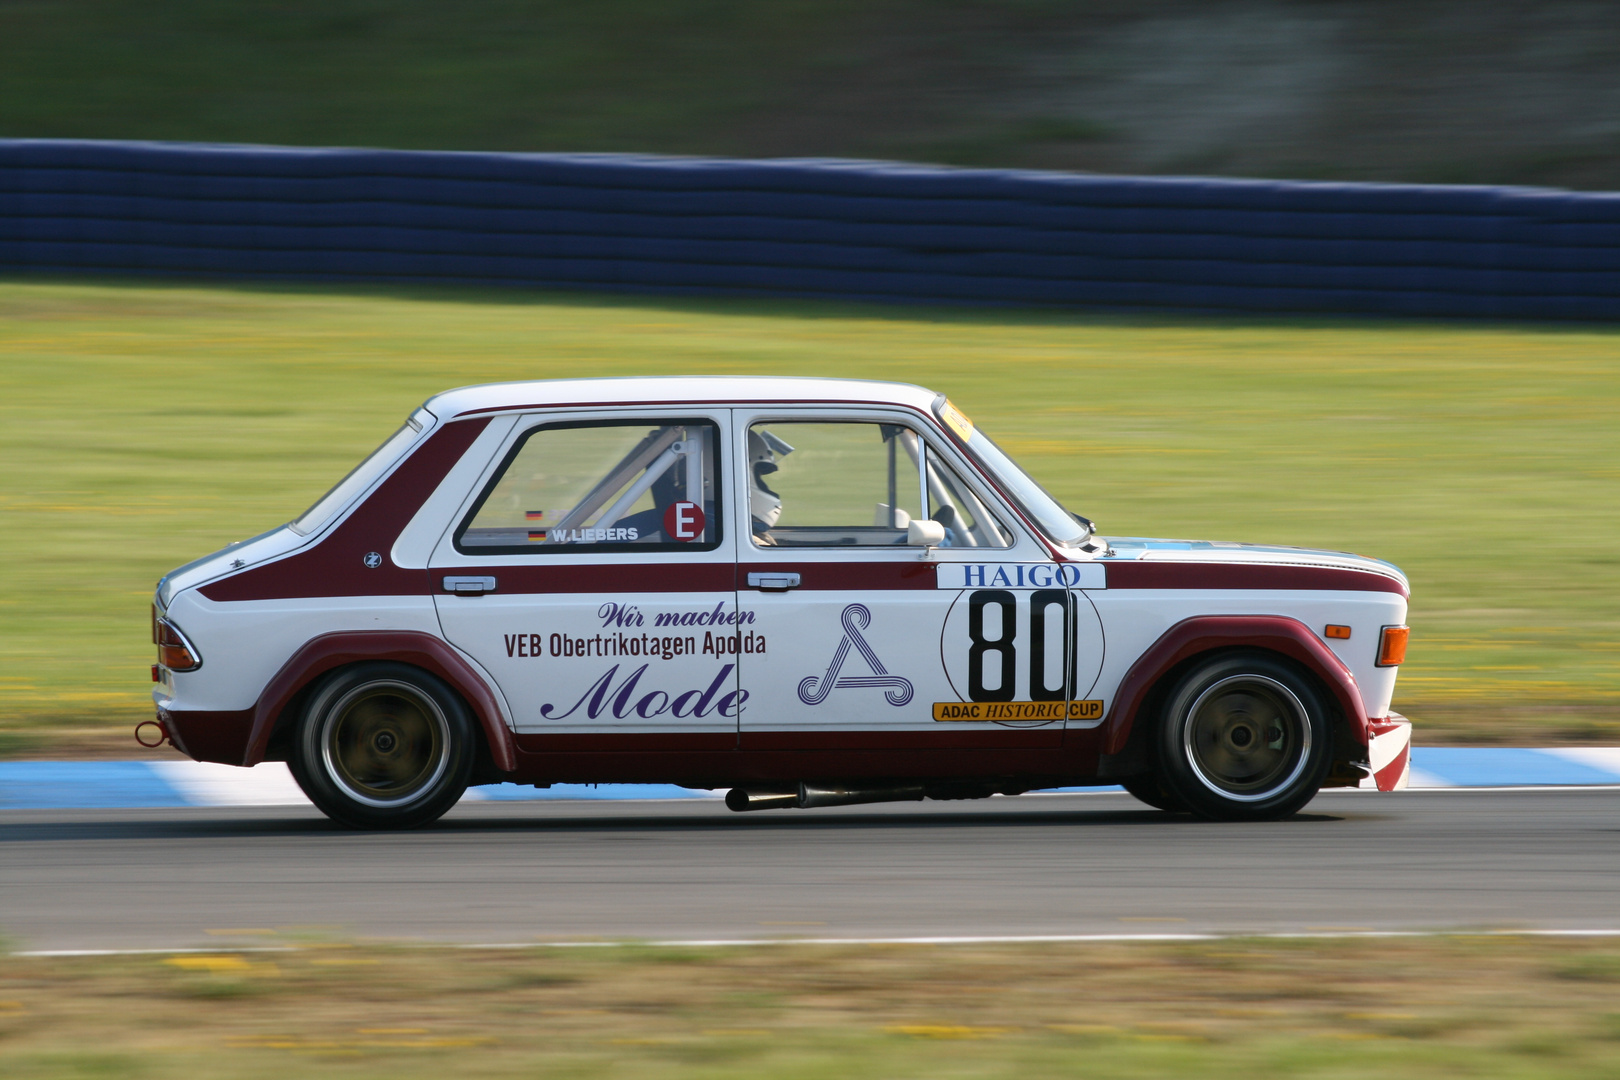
[[1, 278, 1617, 753], [3, 936, 1620, 1078]]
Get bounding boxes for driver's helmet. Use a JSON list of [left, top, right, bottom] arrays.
[[748, 428, 793, 528]]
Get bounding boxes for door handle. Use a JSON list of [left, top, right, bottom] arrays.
[[443, 575, 496, 596], [746, 572, 801, 592]]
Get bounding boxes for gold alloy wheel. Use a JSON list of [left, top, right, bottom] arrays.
[[1182, 674, 1311, 801], [319, 681, 450, 808]]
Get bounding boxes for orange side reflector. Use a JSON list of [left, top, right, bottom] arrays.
[[1378, 625, 1410, 666], [1324, 624, 1351, 640]]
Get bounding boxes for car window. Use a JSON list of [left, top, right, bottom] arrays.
[[456, 419, 721, 553], [289, 418, 422, 536], [934, 397, 1090, 547], [747, 421, 1009, 549], [923, 447, 1013, 550]]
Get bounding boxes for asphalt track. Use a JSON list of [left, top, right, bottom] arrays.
[[4, 789, 1618, 953]]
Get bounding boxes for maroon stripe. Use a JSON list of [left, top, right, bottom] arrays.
[[239, 630, 518, 771], [517, 732, 736, 753], [451, 563, 735, 594], [201, 418, 492, 602], [503, 746, 1097, 786], [1106, 560, 1408, 597], [741, 728, 1061, 750], [1097, 615, 1370, 757], [741, 561, 937, 591]]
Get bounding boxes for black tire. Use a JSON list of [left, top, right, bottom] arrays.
[[1155, 653, 1331, 822], [290, 662, 475, 829], [1120, 773, 1190, 813]]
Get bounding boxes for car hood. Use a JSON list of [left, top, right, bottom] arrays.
[[1096, 536, 1408, 590]]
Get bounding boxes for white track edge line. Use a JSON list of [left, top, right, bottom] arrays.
[[18, 928, 1620, 958]]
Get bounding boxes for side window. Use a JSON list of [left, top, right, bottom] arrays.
[[456, 419, 721, 554], [924, 450, 1013, 550], [747, 421, 1010, 549]]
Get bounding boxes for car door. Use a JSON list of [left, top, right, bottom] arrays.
[[430, 409, 740, 750], [733, 407, 1102, 751]]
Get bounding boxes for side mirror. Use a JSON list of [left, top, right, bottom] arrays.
[[907, 519, 946, 547]]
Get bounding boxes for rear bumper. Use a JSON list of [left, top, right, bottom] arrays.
[[1358, 713, 1412, 792], [152, 698, 254, 765]]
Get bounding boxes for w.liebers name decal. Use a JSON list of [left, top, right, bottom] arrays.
[[935, 563, 1106, 590]]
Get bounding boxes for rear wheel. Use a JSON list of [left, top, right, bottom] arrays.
[[291, 662, 475, 829], [1156, 653, 1331, 821]]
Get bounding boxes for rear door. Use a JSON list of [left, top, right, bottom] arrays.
[[430, 409, 740, 747]]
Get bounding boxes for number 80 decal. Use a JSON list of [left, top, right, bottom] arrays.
[[938, 587, 1106, 722]]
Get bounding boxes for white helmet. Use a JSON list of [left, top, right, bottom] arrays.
[[748, 428, 793, 527]]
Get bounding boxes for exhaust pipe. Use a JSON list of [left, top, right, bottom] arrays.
[[798, 782, 924, 808], [725, 782, 926, 812], [725, 787, 800, 812]]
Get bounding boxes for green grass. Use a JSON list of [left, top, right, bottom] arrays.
[[4, 937, 1620, 1078], [1, 277, 1617, 753]]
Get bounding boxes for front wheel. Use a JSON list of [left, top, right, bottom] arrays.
[[1155, 653, 1331, 822], [291, 662, 475, 829]]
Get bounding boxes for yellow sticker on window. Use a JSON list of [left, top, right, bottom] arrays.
[[938, 399, 975, 442]]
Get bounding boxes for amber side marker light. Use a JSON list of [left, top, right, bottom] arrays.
[[1324, 624, 1352, 640], [1377, 625, 1410, 667], [153, 610, 201, 672]]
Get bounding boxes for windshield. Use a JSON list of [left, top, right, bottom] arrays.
[[933, 397, 1091, 547], [288, 416, 425, 536]]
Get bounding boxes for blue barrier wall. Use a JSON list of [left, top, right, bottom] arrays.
[[2, 139, 1617, 318]]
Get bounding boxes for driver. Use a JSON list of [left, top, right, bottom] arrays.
[[748, 428, 793, 545]]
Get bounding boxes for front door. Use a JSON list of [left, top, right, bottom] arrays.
[[733, 409, 1097, 751], [431, 410, 740, 749]]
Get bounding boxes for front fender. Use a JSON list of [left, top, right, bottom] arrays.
[[243, 630, 518, 772], [1098, 615, 1369, 757]]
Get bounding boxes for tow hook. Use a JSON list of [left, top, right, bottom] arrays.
[[134, 718, 171, 748]]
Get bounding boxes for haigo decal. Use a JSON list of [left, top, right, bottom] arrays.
[[934, 563, 1106, 591], [797, 603, 914, 707]]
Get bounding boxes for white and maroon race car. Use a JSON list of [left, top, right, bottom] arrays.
[[146, 378, 1411, 828]]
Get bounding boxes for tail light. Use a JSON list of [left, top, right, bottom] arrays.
[[1377, 625, 1409, 667], [153, 609, 202, 672]]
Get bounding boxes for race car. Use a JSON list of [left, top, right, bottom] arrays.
[[145, 377, 1411, 828]]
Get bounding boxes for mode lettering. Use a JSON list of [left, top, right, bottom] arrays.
[[538, 663, 747, 721]]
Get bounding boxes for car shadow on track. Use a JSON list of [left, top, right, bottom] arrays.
[[0, 803, 1345, 843]]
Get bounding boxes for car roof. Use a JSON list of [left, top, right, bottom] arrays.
[[423, 376, 942, 421]]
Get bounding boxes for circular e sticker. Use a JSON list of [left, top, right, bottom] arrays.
[[663, 501, 705, 542]]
